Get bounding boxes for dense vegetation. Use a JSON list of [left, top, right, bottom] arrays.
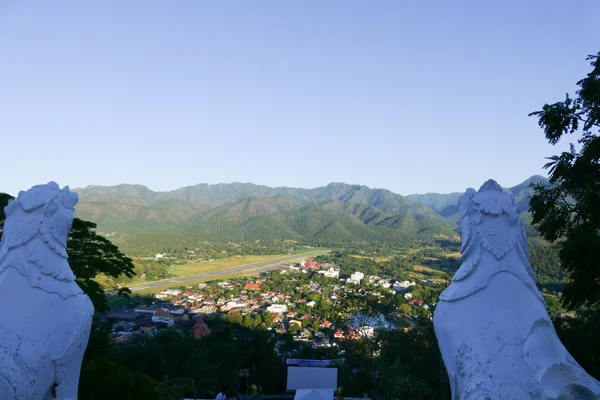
[[527, 51, 600, 378], [528, 238, 565, 286], [84, 313, 448, 400], [529, 51, 600, 309]]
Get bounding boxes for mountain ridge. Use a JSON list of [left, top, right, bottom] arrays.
[[69, 176, 546, 250], [74, 175, 548, 204], [406, 175, 548, 214], [73, 181, 459, 246]]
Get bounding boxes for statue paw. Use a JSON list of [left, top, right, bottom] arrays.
[[555, 384, 598, 400], [461, 374, 535, 400]]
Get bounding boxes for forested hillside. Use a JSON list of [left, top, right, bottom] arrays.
[[73, 182, 460, 252], [68, 176, 557, 256]]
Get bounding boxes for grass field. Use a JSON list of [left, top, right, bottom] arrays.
[[410, 261, 453, 284], [167, 255, 294, 278], [350, 255, 392, 262]]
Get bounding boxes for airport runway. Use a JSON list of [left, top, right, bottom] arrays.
[[129, 249, 330, 292]]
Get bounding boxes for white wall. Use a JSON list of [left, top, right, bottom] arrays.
[[286, 367, 338, 391]]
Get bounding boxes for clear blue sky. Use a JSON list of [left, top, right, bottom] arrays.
[[1, 1, 598, 197]]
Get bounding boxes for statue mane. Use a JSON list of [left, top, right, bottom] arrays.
[[451, 179, 535, 283], [0, 182, 78, 282]]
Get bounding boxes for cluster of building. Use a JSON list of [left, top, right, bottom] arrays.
[[103, 259, 429, 346]]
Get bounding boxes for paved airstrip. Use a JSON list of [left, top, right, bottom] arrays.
[[129, 249, 330, 292]]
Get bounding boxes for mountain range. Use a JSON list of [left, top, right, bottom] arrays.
[[71, 175, 548, 249], [406, 175, 548, 224]]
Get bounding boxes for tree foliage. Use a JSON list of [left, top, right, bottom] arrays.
[[79, 358, 161, 400], [0, 192, 135, 312], [0, 193, 12, 235], [528, 51, 600, 308], [554, 309, 600, 380], [377, 319, 450, 400], [68, 218, 135, 312], [112, 325, 286, 397]]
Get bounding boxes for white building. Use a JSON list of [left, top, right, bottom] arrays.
[[378, 279, 392, 289], [352, 272, 365, 280], [347, 271, 365, 285], [267, 304, 288, 313], [133, 306, 157, 315], [393, 280, 416, 292], [358, 326, 375, 338], [152, 310, 175, 326], [319, 267, 340, 278], [227, 300, 247, 308], [155, 253, 166, 259]]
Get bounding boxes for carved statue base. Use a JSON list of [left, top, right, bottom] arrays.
[[433, 180, 600, 400], [0, 183, 93, 399]]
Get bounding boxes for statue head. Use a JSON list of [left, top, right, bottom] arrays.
[[457, 180, 524, 258], [1, 182, 78, 261], [458, 180, 520, 227], [449, 179, 534, 284]]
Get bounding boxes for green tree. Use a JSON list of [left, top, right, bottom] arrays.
[[68, 218, 136, 312], [377, 319, 449, 400], [528, 51, 600, 308], [252, 313, 263, 329], [261, 310, 274, 328], [242, 314, 253, 328], [0, 193, 135, 312], [398, 304, 412, 315], [225, 312, 243, 325], [79, 358, 161, 400], [553, 309, 600, 379], [0, 192, 11, 233]]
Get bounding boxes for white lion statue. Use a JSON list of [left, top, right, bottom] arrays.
[[0, 182, 93, 400], [433, 180, 600, 400]]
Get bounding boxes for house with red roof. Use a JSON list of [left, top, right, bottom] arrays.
[[244, 283, 262, 291], [319, 320, 332, 329]]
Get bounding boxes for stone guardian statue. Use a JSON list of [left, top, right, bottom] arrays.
[[0, 182, 94, 400], [433, 180, 600, 400]]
